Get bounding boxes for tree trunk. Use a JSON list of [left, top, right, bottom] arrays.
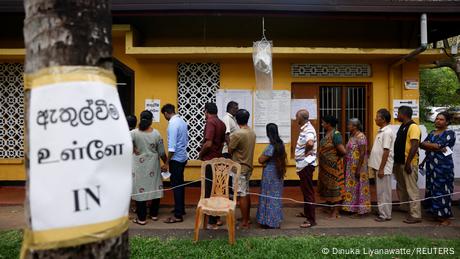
[[434, 57, 460, 81], [22, 0, 129, 258], [454, 58, 460, 81]]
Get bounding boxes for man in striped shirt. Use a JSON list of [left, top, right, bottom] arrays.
[[295, 109, 317, 228]]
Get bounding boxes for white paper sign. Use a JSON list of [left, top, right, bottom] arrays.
[[145, 99, 161, 123], [448, 125, 460, 178], [291, 99, 317, 120], [393, 99, 419, 118], [216, 89, 253, 128], [404, 79, 419, 90], [254, 90, 291, 143], [29, 81, 132, 231]]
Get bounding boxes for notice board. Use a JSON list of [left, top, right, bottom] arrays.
[[254, 90, 291, 143]]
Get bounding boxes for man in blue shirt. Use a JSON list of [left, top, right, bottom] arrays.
[[161, 104, 189, 223]]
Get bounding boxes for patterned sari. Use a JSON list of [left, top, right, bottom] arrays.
[[342, 132, 371, 214], [318, 129, 344, 203]]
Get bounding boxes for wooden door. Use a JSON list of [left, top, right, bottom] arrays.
[[319, 86, 368, 142], [290, 83, 320, 158], [291, 83, 369, 158]]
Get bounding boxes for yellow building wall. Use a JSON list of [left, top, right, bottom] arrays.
[[0, 36, 420, 181], [110, 37, 420, 181]]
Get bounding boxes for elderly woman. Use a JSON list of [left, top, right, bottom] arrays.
[[420, 111, 456, 226], [342, 118, 371, 217], [131, 110, 168, 225], [318, 115, 347, 219]]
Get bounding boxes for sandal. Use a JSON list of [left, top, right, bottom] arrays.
[[374, 216, 391, 222], [300, 221, 316, 228], [132, 219, 147, 225], [163, 217, 183, 224], [403, 217, 422, 224]]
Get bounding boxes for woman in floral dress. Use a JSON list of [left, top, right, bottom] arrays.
[[256, 123, 287, 228], [342, 118, 371, 216], [131, 110, 167, 225]]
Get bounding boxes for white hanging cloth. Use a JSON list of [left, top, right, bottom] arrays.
[[253, 18, 273, 99]]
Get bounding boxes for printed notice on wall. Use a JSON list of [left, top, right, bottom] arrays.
[[145, 99, 161, 122], [254, 90, 291, 143], [393, 99, 419, 118], [28, 77, 132, 237], [291, 99, 317, 120], [404, 79, 419, 90], [216, 89, 253, 128]]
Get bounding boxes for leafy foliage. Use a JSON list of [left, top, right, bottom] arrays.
[[420, 67, 460, 107]]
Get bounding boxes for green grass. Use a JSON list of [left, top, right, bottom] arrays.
[[0, 230, 22, 259], [2, 230, 460, 258]]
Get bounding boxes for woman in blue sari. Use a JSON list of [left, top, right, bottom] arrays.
[[256, 123, 287, 229], [420, 111, 456, 226]]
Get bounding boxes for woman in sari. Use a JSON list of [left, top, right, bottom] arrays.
[[131, 110, 168, 225], [342, 118, 371, 217], [318, 115, 347, 219], [256, 123, 287, 229], [420, 111, 456, 226]]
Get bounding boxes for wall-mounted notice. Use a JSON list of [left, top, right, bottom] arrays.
[[393, 99, 419, 118], [27, 68, 132, 249], [145, 99, 161, 122], [254, 90, 291, 143], [291, 99, 317, 120], [404, 79, 419, 90], [216, 89, 253, 128]]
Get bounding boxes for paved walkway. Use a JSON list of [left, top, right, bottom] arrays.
[[2, 205, 459, 239]]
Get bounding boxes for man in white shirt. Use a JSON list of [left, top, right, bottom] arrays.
[[295, 109, 317, 228], [222, 101, 239, 158], [369, 109, 395, 222]]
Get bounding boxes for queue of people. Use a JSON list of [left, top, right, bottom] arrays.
[[128, 101, 457, 229]]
